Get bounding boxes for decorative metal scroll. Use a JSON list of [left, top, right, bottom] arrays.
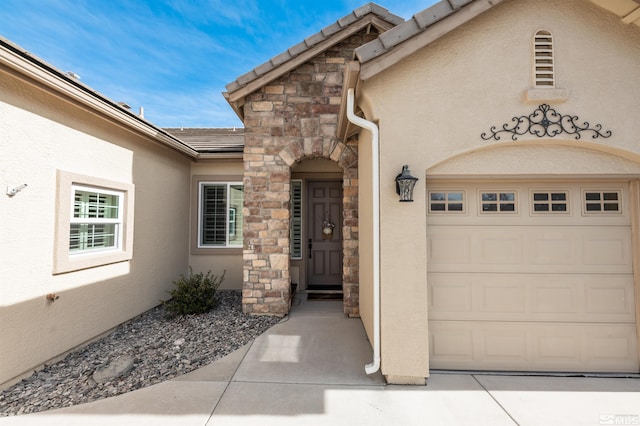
[[481, 104, 612, 141]]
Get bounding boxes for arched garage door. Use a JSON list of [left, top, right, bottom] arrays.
[[427, 180, 639, 373]]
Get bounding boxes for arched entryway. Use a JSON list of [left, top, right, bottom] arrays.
[[242, 139, 360, 317], [290, 159, 344, 294]]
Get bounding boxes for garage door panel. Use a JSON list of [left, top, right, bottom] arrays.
[[430, 321, 639, 372], [479, 233, 523, 265], [482, 284, 525, 313], [429, 273, 635, 322], [587, 330, 639, 366], [530, 231, 576, 265], [430, 328, 473, 361], [583, 229, 632, 267], [537, 334, 581, 364], [429, 280, 473, 313], [480, 330, 528, 361], [530, 325, 639, 371], [430, 322, 532, 371], [428, 232, 471, 265], [532, 282, 579, 314], [429, 226, 632, 274]]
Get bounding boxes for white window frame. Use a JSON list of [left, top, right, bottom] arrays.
[[69, 185, 124, 254], [198, 181, 243, 248], [54, 171, 134, 274]]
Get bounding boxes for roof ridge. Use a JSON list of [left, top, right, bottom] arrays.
[[225, 2, 404, 93]]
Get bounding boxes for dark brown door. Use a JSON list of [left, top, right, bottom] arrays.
[[307, 181, 343, 289]]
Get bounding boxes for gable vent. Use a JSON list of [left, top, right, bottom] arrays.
[[533, 29, 554, 88]]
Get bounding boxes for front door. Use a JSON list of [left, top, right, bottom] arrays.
[[307, 180, 343, 290]]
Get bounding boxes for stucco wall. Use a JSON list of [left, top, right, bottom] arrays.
[[359, 0, 640, 381], [189, 160, 244, 290], [0, 66, 191, 387], [355, 128, 375, 343]]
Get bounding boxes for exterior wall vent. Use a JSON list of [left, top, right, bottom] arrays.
[[533, 30, 554, 88]]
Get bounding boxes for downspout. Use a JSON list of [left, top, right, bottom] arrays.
[[346, 88, 380, 375]]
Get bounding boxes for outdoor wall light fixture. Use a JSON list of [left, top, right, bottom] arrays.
[[395, 165, 418, 202]]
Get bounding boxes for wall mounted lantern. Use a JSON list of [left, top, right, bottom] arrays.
[[395, 165, 418, 202]]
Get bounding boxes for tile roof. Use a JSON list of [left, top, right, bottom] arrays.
[[354, 0, 475, 64], [224, 2, 404, 94], [163, 128, 244, 153]]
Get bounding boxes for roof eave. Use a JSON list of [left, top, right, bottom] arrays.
[[357, 0, 504, 81], [195, 152, 244, 161], [0, 38, 199, 159], [224, 10, 402, 123], [223, 91, 246, 122], [227, 15, 397, 104]]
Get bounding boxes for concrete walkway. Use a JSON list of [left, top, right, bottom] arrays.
[[2, 295, 640, 425]]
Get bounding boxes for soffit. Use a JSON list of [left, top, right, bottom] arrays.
[[588, 0, 640, 26]]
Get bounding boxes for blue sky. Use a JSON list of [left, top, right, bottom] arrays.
[[0, 1, 435, 128]]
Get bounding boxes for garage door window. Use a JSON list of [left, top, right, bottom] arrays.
[[429, 191, 464, 213], [583, 190, 621, 214], [480, 191, 517, 213], [531, 191, 569, 214]]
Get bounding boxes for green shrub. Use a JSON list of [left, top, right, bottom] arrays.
[[162, 267, 225, 318]]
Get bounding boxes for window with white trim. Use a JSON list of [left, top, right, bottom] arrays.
[[198, 182, 243, 247], [480, 191, 517, 213], [70, 186, 123, 253], [54, 171, 134, 274], [428, 191, 465, 213], [290, 180, 303, 259], [583, 190, 621, 214], [531, 190, 569, 214]]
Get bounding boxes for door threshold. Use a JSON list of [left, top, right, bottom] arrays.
[[304, 289, 343, 294], [307, 292, 343, 301]]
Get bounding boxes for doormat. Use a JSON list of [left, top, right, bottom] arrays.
[[307, 293, 343, 301]]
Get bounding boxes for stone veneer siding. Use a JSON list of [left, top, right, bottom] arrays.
[[242, 29, 378, 316]]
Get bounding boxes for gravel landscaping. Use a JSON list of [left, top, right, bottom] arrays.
[[0, 291, 282, 416]]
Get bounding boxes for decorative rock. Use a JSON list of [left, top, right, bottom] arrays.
[[92, 356, 134, 383], [0, 291, 280, 417]]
